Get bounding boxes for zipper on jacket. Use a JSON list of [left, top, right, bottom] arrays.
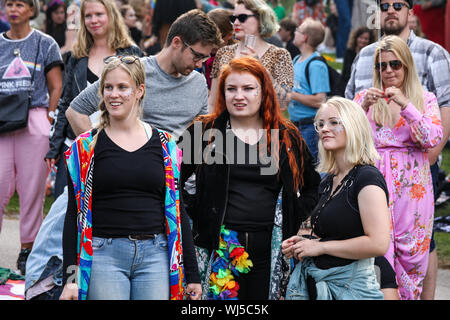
[[217, 163, 230, 248], [74, 75, 81, 94]]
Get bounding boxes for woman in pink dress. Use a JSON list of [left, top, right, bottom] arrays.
[[353, 35, 442, 300]]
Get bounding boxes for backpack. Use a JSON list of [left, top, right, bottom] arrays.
[[293, 54, 345, 97]]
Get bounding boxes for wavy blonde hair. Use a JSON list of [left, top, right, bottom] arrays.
[[316, 97, 379, 174], [73, 0, 134, 59], [90, 56, 145, 148], [371, 35, 424, 127]]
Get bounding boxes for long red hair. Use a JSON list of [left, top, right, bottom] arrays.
[[199, 56, 306, 190]]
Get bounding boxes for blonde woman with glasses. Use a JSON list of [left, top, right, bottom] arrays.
[[353, 35, 443, 300], [60, 56, 201, 300], [282, 97, 391, 300]]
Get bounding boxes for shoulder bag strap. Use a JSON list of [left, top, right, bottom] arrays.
[[305, 55, 327, 88], [27, 36, 41, 107]]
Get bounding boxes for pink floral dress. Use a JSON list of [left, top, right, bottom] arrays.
[[354, 90, 443, 300]]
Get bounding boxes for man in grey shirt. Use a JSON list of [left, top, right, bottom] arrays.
[[345, 0, 450, 300], [66, 9, 223, 139]]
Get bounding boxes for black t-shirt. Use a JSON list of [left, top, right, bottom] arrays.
[[375, 256, 398, 289], [311, 165, 389, 269], [91, 128, 166, 237], [224, 132, 282, 232], [86, 67, 99, 84]]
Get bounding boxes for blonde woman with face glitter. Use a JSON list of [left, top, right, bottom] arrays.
[[282, 97, 391, 300], [60, 56, 201, 300]]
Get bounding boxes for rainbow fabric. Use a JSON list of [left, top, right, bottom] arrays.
[[65, 128, 185, 300], [208, 226, 253, 300]]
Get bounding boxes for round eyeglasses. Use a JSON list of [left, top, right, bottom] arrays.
[[314, 119, 344, 132]]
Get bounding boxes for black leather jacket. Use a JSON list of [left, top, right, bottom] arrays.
[[179, 111, 321, 251], [45, 45, 143, 159]]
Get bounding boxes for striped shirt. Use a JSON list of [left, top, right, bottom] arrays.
[[345, 31, 450, 108]]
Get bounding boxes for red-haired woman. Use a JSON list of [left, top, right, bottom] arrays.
[[179, 56, 320, 300]]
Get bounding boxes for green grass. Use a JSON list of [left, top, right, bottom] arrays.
[[434, 147, 450, 267]]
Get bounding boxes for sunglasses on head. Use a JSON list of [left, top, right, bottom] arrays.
[[104, 55, 139, 65], [379, 2, 409, 12], [375, 59, 403, 71], [229, 13, 257, 23]]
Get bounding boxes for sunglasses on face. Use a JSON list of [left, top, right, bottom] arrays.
[[229, 13, 257, 24], [375, 59, 403, 72], [182, 40, 210, 63], [103, 55, 139, 64], [379, 2, 409, 12]]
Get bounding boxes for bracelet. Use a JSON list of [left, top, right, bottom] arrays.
[[401, 101, 409, 111]]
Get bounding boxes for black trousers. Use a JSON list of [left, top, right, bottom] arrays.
[[235, 228, 272, 300]]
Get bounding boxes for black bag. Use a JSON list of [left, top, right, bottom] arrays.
[[304, 55, 345, 97], [0, 38, 41, 134]]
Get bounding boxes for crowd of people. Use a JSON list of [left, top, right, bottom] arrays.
[[0, 0, 449, 301]]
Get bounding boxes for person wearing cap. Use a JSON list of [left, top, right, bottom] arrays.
[[0, 0, 64, 275], [345, 0, 450, 300]]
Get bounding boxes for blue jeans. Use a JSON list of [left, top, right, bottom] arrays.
[[87, 234, 169, 300], [335, 0, 353, 58], [298, 123, 319, 165]]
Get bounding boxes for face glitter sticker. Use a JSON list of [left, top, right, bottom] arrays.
[[332, 125, 344, 134], [119, 87, 133, 100], [253, 86, 260, 97], [103, 86, 134, 100]]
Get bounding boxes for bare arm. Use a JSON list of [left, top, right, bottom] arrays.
[[46, 66, 63, 120], [288, 92, 327, 109], [66, 106, 93, 136], [208, 77, 219, 113]]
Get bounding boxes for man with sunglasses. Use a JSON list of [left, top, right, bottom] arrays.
[[345, 0, 450, 300], [65, 9, 222, 139]]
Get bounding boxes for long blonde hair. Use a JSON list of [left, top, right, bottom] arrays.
[[73, 0, 134, 58], [372, 35, 424, 127], [316, 97, 379, 174], [90, 56, 145, 148]]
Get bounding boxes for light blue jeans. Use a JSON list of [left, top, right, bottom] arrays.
[[87, 234, 170, 300]]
